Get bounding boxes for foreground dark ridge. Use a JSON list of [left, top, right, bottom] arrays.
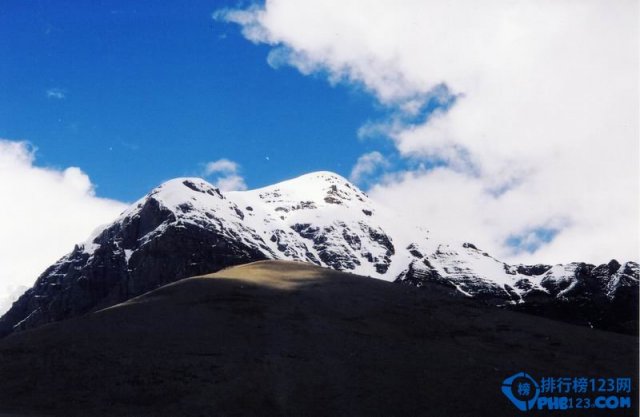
[[1, 173, 637, 338], [0, 261, 637, 417]]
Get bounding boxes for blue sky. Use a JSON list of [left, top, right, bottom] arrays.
[[0, 0, 636, 297], [0, 0, 397, 202]]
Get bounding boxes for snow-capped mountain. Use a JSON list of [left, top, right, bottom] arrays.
[[1, 172, 637, 337]]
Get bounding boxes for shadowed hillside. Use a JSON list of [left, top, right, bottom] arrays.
[[0, 260, 636, 416]]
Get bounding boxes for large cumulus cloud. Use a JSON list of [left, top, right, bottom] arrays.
[[219, 0, 638, 264]]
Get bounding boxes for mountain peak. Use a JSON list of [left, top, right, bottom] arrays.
[[247, 171, 368, 207], [153, 177, 223, 198], [293, 170, 351, 183]]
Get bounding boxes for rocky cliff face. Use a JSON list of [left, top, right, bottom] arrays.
[[510, 260, 639, 334], [1, 172, 637, 337], [397, 254, 638, 333]]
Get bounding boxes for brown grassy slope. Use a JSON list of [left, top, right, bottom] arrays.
[[0, 260, 636, 417]]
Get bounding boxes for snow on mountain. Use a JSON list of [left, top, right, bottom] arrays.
[[102, 172, 413, 279], [1, 172, 637, 336]]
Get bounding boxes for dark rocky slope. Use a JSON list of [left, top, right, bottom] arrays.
[[0, 261, 636, 417]]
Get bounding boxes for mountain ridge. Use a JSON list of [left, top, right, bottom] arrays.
[[1, 171, 637, 336]]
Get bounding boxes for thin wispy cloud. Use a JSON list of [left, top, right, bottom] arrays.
[[46, 88, 66, 99], [220, 0, 639, 264], [349, 151, 389, 185]]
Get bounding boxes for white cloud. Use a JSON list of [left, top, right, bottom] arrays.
[[46, 88, 66, 99], [220, 0, 639, 264], [349, 151, 389, 184], [214, 174, 248, 192], [0, 140, 127, 314], [204, 158, 239, 176], [203, 158, 247, 191]]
